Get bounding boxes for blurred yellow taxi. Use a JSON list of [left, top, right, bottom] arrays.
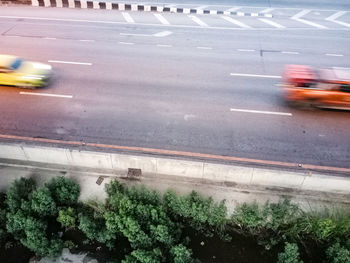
[[0, 54, 52, 88]]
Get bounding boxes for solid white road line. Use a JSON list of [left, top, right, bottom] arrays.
[[291, 10, 327, 29], [154, 13, 170, 25], [237, 49, 255, 52], [326, 11, 347, 21], [157, 44, 172, 47], [260, 8, 274, 13], [258, 18, 285, 28], [118, 41, 134, 45], [19, 92, 73, 98], [230, 108, 292, 116], [43, 37, 56, 40], [188, 15, 209, 27], [197, 46, 212, 49], [122, 12, 135, 23], [48, 60, 92, 65], [281, 51, 299, 54], [230, 73, 281, 78], [325, 53, 344, 57], [79, 39, 95, 42], [221, 16, 251, 28]]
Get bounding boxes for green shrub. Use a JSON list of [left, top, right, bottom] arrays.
[[57, 207, 76, 229], [170, 244, 193, 263], [46, 177, 80, 206], [31, 187, 57, 217], [6, 177, 35, 212], [277, 242, 303, 263], [326, 243, 350, 263]]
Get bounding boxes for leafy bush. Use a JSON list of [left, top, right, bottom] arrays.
[[6, 177, 35, 213], [57, 207, 76, 229], [31, 187, 57, 217], [326, 243, 350, 263], [277, 242, 303, 263], [46, 177, 80, 206]]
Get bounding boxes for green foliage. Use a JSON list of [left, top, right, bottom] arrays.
[[6, 177, 35, 212], [277, 242, 303, 263], [164, 190, 228, 239], [326, 243, 350, 263], [46, 176, 80, 206], [31, 187, 57, 217], [57, 207, 76, 229], [0, 193, 8, 245], [170, 244, 193, 263]]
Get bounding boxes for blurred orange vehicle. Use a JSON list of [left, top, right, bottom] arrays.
[[282, 64, 350, 109]]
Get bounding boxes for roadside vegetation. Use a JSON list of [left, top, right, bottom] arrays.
[[0, 176, 349, 262]]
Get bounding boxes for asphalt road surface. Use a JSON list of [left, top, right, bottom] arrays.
[[0, 5, 349, 168]]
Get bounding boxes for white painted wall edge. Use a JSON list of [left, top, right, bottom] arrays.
[[0, 143, 349, 195]]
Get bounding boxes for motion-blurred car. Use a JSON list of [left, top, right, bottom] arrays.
[[0, 54, 52, 88], [282, 64, 350, 109]]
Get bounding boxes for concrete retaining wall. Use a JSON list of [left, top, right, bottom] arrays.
[[1, 143, 349, 195]]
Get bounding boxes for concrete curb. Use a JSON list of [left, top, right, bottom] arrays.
[[30, 0, 273, 17], [1, 142, 349, 195]]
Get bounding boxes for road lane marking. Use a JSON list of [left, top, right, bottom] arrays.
[[122, 12, 135, 23], [19, 92, 73, 98], [230, 73, 281, 78], [197, 46, 212, 49], [118, 41, 134, 45], [157, 44, 172, 47], [230, 108, 292, 116], [281, 51, 299, 54], [43, 37, 56, 40], [154, 13, 170, 25], [79, 39, 95, 42], [261, 8, 274, 13], [48, 60, 92, 65], [237, 49, 255, 52], [221, 16, 251, 28], [258, 18, 285, 28], [153, 30, 172, 37], [188, 15, 209, 27], [326, 11, 347, 21], [291, 10, 327, 29], [325, 53, 344, 57]]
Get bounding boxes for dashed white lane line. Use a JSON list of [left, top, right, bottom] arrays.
[[258, 18, 285, 28], [157, 44, 172, 47], [48, 60, 92, 65], [225, 7, 241, 12], [291, 10, 327, 29], [237, 49, 255, 52], [221, 16, 251, 28], [188, 15, 209, 27], [325, 53, 344, 57], [230, 73, 281, 78], [261, 8, 274, 13], [118, 41, 134, 45], [43, 37, 56, 40], [79, 39, 95, 42], [122, 12, 135, 23], [20, 92, 73, 98], [230, 108, 292, 116], [197, 46, 212, 49], [154, 13, 170, 25], [281, 51, 299, 54]]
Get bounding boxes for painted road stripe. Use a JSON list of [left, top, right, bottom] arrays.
[[260, 8, 274, 13], [188, 15, 209, 27], [325, 53, 344, 57], [221, 16, 251, 28], [157, 44, 172, 47], [326, 11, 347, 21], [281, 51, 299, 54], [43, 37, 56, 40], [328, 20, 350, 28], [291, 9, 310, 19], [258, 18, 285, 28], [237, 49, 255, 52], [154, 13, 170, 25], [79, 39, 95, 42], [122, 12, 135, 23], [230, 108, 292, 116], [1, 133, 350, 173], [230, 73, 281, 78], [119, 41, 134, 45], [20, 92, 73, 98], [291, 10, 327, 29], [48, 60, 92, 65], [197, 46, 212, 49]]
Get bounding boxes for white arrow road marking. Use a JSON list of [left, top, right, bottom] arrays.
[[230, 108, 292, 116], [48, 60, 92, 65], [221, 16, 251, 28], [122, 12, 135, 23], [188, 15, 209, 27], [154, 13, 170, 25], [20, 92, 73, 98], [153, 31, 173, 37], [230, 73, 281, 78], [291, 9, 327, 29], [325, 11, 350, 28], [259, 18, 285, 28]]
